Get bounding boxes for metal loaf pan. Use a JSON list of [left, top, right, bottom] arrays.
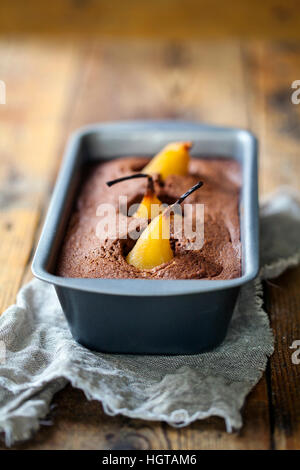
[[32, 121, 259, 354]]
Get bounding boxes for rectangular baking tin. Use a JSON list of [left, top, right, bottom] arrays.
[[32, 120, 259, 354]]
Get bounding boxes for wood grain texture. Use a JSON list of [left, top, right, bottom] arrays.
[[243, 41, 300, 194], [265, 267, 300, 450], [63, 40, 249, 129], [246, 41, 300, 449], [0, 1, 300, 39], [0, 38, 79, 312], [0, 37, 299, 449]]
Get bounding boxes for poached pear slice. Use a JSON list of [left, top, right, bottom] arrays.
[[126, 181, 203, 271], [126, 212, 174, 270], [143, 141, 192, 180]]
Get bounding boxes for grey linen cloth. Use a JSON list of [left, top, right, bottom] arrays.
[[1, 189, 300, 446]]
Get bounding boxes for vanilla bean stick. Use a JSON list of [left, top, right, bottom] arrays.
[[106, 173, 150, 187], [175, 181, 204, 206]]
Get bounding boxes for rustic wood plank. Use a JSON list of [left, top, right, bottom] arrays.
[[265, 267, 300, 450], [0, 1, 300, 39], [0, 38, 81, 313], [243, 41, 300, 195], [244, 41, 300, 449], [65, 40, 249, 131]]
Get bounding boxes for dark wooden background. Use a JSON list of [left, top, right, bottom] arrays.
[[0, 1, 299, 450]]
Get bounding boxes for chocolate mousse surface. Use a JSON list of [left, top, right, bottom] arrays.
[[56, 157, 241, 279]]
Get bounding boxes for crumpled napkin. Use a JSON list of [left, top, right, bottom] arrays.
[[0, 189, 300, 446]]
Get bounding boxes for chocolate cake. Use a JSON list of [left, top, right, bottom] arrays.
[[56, 156, 241, 279]]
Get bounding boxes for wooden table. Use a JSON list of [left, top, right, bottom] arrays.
[[0, 37, 299, 450]]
